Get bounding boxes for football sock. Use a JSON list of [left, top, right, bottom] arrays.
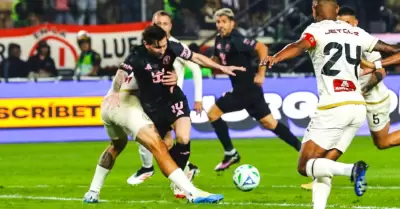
[[169, 142, 190, 170], [272, 122, 302, 151], [306, 158, 354, 178], [312, 177, 331, 209], [168, 168, 199, 196], [89, 165, 110, 193], [139, 144, 153, 168], [211, 118, 234, 152]]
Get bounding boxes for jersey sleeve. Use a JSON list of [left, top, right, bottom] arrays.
[[169, 41, 193, 60], [232, 35, 257, 53], [300, 25, 317, 48], [357, 28, 379, 53], [119, 54, 135, 73]]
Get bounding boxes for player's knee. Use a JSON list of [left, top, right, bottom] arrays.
[[165, 139, 174, 150], [175, 134, 190, 144], [374, 140, 390, 150], [259, 115, 277, 130], [207, 105, 223, 122], [110, 136, 128, 152], [297, 164, 308, 177]]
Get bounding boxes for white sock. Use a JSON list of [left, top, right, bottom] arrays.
[[168, 168, 199, 196], [306, 158, 354, 178], [89, 165, 110, 193], [139, 144, 153, 168], [312, 177, 331, 209], [224, 148, 237, 156]]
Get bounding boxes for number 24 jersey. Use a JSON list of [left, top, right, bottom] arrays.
[[302, 20, 379, 109]]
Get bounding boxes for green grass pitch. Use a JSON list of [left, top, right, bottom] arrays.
[[0, 137, 399, 209]]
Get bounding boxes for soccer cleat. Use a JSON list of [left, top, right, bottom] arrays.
[[350, 161, 368, 197], [184, 162, 200, 182], [187, 190, 224, 204], [171, 182, 186, 199], [127, 166, 155, 186], [300, 182, 313, 191], [215, 152, 241, 171], [83, 190, 99, 203]]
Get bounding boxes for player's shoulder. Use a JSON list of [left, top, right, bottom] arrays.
[[168, 36, 180, 43]]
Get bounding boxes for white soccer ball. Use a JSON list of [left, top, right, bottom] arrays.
[[233, 164, 260, 191]]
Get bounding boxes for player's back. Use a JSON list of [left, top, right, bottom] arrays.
[[303, 20, 378, 109]]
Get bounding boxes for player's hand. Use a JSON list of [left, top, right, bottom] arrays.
[[254, 73, 265, 87], [103, 92, 120, 109], [219, 65, 246, 76], [163, 71, 178, 86], [359, 59, 376, 76], [260, 56, 280, 68], [194, 101, 203, 116]]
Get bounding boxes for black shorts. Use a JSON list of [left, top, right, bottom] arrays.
[[144, 89, 190, 138], [216, 87, 271, 121]]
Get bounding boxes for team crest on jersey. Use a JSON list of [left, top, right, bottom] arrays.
[[163, 55, 171, 65], [225, 44, 231, 52], [217, 43, 222, 50], [333, 79, 356, 92]]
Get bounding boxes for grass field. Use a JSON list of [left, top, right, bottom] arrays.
[[1, 137, 400, 209]]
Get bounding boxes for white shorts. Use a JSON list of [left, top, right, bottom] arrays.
[[366, 96, 391, 132], [101, 95, 153, 140], [302, 104, 367, 153]]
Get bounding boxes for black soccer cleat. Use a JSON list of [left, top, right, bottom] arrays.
[[214, 152, 241, 171], [351, 161, 368, 197]]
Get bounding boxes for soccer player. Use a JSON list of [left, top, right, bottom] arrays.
[[208, 8, 302, 172], [300, 6, 400, 191], [260, 0, 394, 208], [127, 11, 202, 193], [83, 63, 223, 204], [118, 24, 244, 197]]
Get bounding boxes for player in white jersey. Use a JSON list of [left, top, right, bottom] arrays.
[[261, 0, 380, 208], [83, 66, 224, 204], [126, 10, 203, 199], [300, 5, 397, 191]]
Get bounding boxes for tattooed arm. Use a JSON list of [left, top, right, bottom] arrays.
[[362, 68, 387, 94], [110, 69, 128, 93], [373, 40, 400, 54]]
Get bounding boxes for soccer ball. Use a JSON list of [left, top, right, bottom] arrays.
[[233, 164, 260, 191]]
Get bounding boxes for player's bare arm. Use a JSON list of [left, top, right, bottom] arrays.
[[261, 38, 313, 68], [374, 40, 400, 55], [190, 52, 245, 76], [103, 69, 128, 108], [362, 68, 387, 94], [254, 42, 268, 86]]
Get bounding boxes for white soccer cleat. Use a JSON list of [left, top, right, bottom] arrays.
[[171, 182, 186, 199], [83, 190, 99, 203], [187, 189, 224, 204], [127, 166, 155, 186]]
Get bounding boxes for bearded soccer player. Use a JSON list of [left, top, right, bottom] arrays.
[[83, 52, 223, 204], [127, 10, 203, 198], [208, 8, 302, 172], [119, 25, 244, 198]]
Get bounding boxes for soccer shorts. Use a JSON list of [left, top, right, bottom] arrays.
[[144, 89, 191, 138], [101, 94, 153, 140], [302, 104, 366, 153], [366, 96, 391, 132], [216, 87, 271, 120]]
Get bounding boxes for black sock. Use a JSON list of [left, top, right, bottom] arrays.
[[273, 122, 302, 151], [169, 142, 190, 170], [211, 118, 234, 152]]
